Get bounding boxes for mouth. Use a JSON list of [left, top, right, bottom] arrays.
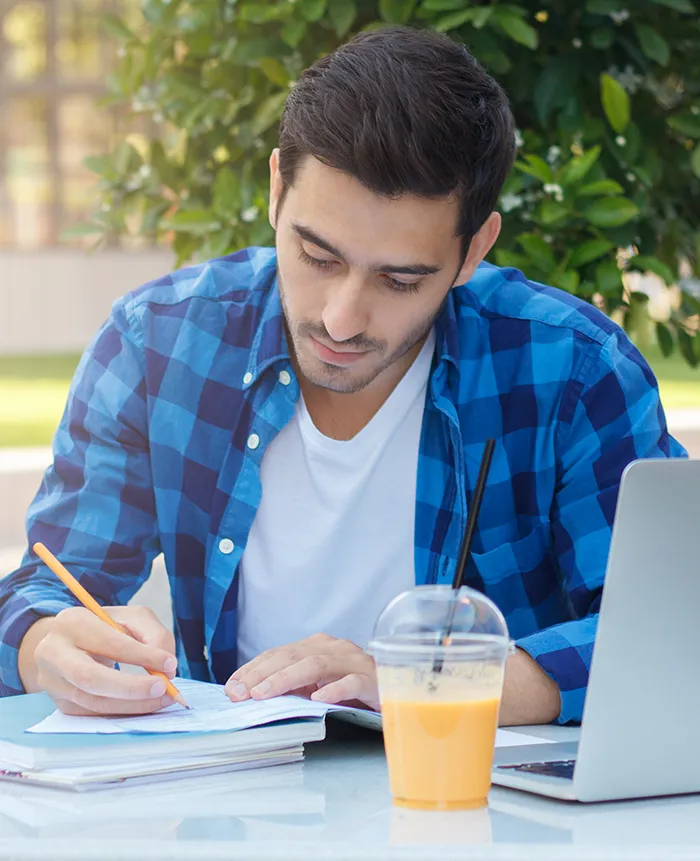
[[309, 335, 370, 367]]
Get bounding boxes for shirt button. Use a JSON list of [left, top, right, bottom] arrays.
[[243, 372, 253, 386], [247, 433, 260, 450], [278, 370, 291, 386], [218, 538, 235, 555]]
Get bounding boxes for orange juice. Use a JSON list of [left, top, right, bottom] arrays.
[[381, 698, 500, 810]]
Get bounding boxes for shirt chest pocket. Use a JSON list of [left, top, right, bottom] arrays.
[[466, 521, 553, 593]]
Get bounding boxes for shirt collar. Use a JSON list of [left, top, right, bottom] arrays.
[[243, 261, 291, 387]]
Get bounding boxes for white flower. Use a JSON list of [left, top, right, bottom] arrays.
[[544, 183, 564, 202], [543, 235, 553, 243], [101, 202, 111, 212], [153, 112, 164, 123], [514, 129, 525, 149], [691, 106, 700, 116], [116, 47, 126, 58], [626, 171, 636, 182], [615, 135, 627, 146], [138, 165, 152, 179], [546, 145, 561, 164], [572, 38, 582, 49], [609, 9, 630, 24], [500, 193, 524, 213], [241, 206, 259, 223]]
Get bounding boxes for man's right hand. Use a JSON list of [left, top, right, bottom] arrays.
[[18, 606, 178, 716]]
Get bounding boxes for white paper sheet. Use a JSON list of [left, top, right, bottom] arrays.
[[27, 678, 377, 735]]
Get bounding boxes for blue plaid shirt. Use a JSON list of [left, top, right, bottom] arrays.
[[0, 247, 686, 722]]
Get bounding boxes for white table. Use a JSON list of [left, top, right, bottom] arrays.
[[1, 722, 699, 861]]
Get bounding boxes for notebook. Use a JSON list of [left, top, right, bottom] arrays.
[[0, 678, 381, 790]]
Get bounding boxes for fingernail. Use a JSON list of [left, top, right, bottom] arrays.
[[251, 680, 270, 697], [161, 695, 174, 708], [163, 656, 177, 673], [150, 680, 166, 697], [232, 683, 247, 698]]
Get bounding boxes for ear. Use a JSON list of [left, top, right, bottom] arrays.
[[452, 212, 502, 287], [269, 148, 283, 230]]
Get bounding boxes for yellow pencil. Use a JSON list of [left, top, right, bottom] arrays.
[[32, 542, 189, 709]]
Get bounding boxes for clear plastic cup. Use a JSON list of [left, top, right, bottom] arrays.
[[369, 585, 511, 811]]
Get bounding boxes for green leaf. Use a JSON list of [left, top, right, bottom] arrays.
[[550, 270, 580, 293], [600, 73, 630, 134], [667, 111, 700, 139], [259, 57, 289, 87], [595, 259, 623, 295], [250, 90, 288, 136], [494, 250, 529, 270], [583, 197, 639, 227], [627, 255, 675, 284], [559, 146, 602, 186], [113, 141, 142, 175], [328, 0, 357, 35], [420, 0, 467, 8], [677, 328, 699, 368], [514, 154, 553, 184], [83, 155, 115, 179], [692, 145, 700, 178], [648, 0, 695, 11], [100, 14, 134, 42], [570, 238, 616, 267], [534, 55, 581, 127], [538, 200, 569, 225], [162, 210, 222, 236], [576, 179, 624, 197], [212, 168, 241, 219], [634, 23, 670, 67], [150, 140, 180, 192], [590, 28, 614, 49], [299, 0, 327, 22], [281, 19, 307, 48], [434, 7, 493, 31], [379, 0, 416, 24], [518, 233, 556, 271], [493, 10, 539, 49], [656, 322, 674, 358]]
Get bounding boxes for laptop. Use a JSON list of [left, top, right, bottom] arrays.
[[491, 457, 700, 803]]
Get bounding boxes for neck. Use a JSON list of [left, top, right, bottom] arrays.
[[295, 335, 428, 441]]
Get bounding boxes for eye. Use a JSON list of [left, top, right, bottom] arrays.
[[382, 275, 422, 294], [299, 248, 336, 270]]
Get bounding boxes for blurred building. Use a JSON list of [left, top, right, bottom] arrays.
[[0, 0, 169, 355]]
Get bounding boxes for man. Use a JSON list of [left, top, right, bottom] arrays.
[[0, 27, 685, 725]]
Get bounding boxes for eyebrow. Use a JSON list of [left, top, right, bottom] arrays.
[[292, 222, 442, 277]]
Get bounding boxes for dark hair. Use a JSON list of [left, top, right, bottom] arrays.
[[278, 26, 516, 257]]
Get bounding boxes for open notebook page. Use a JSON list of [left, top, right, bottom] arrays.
[[27, 678, 379, 734]]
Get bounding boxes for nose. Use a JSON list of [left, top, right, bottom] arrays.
[[320, 274, 371, 345]]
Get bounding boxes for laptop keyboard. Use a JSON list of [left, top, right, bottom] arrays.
[[497, 759, 576, 780]]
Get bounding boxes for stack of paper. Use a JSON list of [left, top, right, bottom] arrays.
[[0, 678, 381, 791]]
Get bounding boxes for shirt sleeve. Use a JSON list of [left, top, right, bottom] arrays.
[[0, 300, 160, 696], [516, 328, 687, 724]]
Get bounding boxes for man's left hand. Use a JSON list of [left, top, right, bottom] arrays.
[[225, 634, 380, 711]]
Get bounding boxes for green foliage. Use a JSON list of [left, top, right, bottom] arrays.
[[81, 0, 700, 363]]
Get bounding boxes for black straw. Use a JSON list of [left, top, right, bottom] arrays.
[[431, 439, 496, 677]]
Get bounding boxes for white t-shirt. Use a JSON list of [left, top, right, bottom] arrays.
[[236, 330, 436, 666]]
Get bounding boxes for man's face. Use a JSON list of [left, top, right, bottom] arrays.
[[270, 155, 470, 394]]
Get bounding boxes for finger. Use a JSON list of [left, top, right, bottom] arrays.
[[226, 646, 309, 700], [54, 608, 177, 674], [249, 654, 337, 700], [311, 674, 379, 710], [108, 606, 176, 655], [51, 685, 174, 716], [41, 640, 171, 700]]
